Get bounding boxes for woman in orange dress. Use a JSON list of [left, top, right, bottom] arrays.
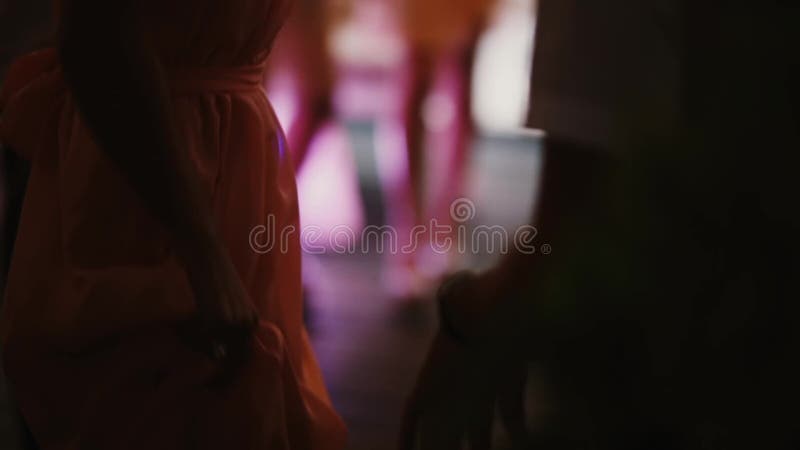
[[0, 0, 346, 449]]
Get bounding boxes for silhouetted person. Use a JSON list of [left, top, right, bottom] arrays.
[[401, 2, 800, 449]]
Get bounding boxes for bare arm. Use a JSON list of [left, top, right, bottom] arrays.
[[59, 0, 257, 335], [58, 0, 218, 265]]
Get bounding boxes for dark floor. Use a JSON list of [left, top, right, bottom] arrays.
[[305, 253, 438, 450], [0, 131, 540, 449], [306, 131, 540, 449]]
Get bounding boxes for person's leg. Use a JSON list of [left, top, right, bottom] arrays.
[[375, 45, 435, 299], [401, 46, 434, 228], [434, 32, 479, 215], [286, 93, 334, 172], [419, 31, 481, 278], [264, 0, 335, 172]]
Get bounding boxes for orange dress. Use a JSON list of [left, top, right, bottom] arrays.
[[0, 1, 347, 449], [399, 0, 497, 53]]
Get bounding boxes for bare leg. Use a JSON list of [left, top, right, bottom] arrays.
[[402, 46, 435, 228], [286, 93, 334, 171], [421, 33, 481, 277], [433, 35, 479, 221], [264, 0, 334, 172], [374, 43, 436, 299]]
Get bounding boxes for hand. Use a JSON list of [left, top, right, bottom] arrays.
[[182, 240, 259, 367], [398, 273, 529, 450], [433, 267, 520, 344], [398, 333, 529, 450]]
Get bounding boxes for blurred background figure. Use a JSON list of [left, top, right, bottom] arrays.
[[266, 0, 346, 171], [267, 0, 536, 302], [373, 0, 498, 300], [265, 0, 367, 293]]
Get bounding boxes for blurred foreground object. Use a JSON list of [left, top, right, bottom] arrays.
[[401, 1, 800, 448]]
